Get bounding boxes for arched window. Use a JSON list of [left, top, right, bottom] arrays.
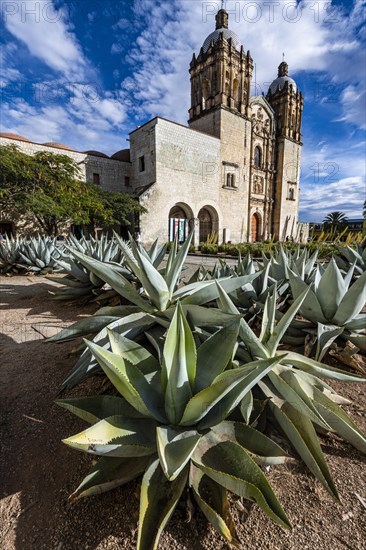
[[254, 146, 262, 168], [202, 80, 209, 110], [226, 173, 236, 187], [233, 78, 239, 97]]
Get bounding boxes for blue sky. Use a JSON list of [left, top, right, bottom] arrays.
[[0, 0, 365, 221]]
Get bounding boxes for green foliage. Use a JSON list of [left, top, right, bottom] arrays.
[[0, 145, 144, 235], [322, 211, 348, 232], [48, 231, 366, 547], [0, 234, 62, 274], [47, 235, 130, 302], [216, 283, 366, 499], [289, 260, 366, 354], [58, 303, 291, 549]]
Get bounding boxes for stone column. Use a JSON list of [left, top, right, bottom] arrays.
[[193, 218, 200, 249]]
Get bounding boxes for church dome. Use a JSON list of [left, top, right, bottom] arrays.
[[269, 61, 297, 94], [111, 149, 130, 162], [0, 132, 31, 142], [202, 28, 242, 53], [269, 76, 297, 94], [84, 150, 109, 158], [202, 8, 242, 54], [42, 142, 75, 151]]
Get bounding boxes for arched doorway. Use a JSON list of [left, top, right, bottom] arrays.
[[168, 203, 193, 243], [198, 206, 219, 243], [251, 212, 261, 242]]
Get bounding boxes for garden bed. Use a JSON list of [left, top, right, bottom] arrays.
[[1, 276, 365, 550]]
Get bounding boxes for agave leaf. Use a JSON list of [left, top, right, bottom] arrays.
[[144, 325, 166, 363], [332, 271, 366, 326], [259, 286, 277, 345], [176, 273, 260, 306], [156, 426, 201, 481], [240, 390, 253, 424], [46, 276, 90, 288], [133, 248, 170, 310], [113, 232, 141, 276], [239, 317, 269, 359], [280, 351, 366, 382], [60, 312, 157, 390], [162, 302, 196, 425], [47, 316, 120, 343], [85, 341, 165, 422], [107, 329, 159, 374], [194, 319, 240, 392], [137, 458, 188, 550], [289, 275, 326, 323], [315, 323, 344, 362], [262, 384, 339, 500], [304, 249, 318, 277], [63, 416, 157, 457], [164, 237, 177, 279], [345, 314, 366, 331], [152, 242, 167, 269], [69, 455, 150, 501], [165, 229, 194, 295], [311, 386, 366, 453], [190, 466, 240, 548], [180, 356, 283, 426], [65, 248, 156, 313], [211, 421, 290, 465], [215, 280, 241, 315], [317, 260, 346, 320], [268, 369, 331, 431], [216, 281, 268, 359], [267, 287, 310, 356], [192, 433, 291, 529], [56, 395, 143, 424], [343, 262, 356, 290], [170, 304, 240, 327]]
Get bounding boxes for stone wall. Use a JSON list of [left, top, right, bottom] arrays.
[[138, 118, 222, 246], [272, 137, 302, 240]]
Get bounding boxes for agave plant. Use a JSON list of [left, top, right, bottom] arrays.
[[48, 230, 259, 389], [17, 235, 63, 273], [57, 303, 291, 549], [289, 259, 366, 356], [215, 282, 366, 500], [334, 244, 366, 278], [47, 235, 130, 303], [0, 235, 24, 273], [261, 245, 318, 286]]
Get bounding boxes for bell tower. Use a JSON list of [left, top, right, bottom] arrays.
[[188, 8, 253, 127], [267, 61, 304, 143], [267, 61, 304, 240]]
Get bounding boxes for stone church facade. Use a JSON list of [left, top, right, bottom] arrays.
[[0, 8, 304, 245]]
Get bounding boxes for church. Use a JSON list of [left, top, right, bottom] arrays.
[[0, 7, 304, 245]]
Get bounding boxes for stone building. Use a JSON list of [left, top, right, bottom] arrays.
[[0, 8, 304, 244]]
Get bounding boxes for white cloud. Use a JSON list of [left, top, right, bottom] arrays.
[[2, 0, 90, 80], [119, 0, 365, 128], [300, 177, 365, 220], [1, 83, 128, 154], [300, 137, 366, 221], [337, 85, 366, 129]]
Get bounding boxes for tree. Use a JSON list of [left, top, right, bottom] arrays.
[[322, 211, 348, 231], [0, 145, 145, 235]]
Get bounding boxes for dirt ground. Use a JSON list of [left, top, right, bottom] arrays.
[[0, 275, 365, 550]]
